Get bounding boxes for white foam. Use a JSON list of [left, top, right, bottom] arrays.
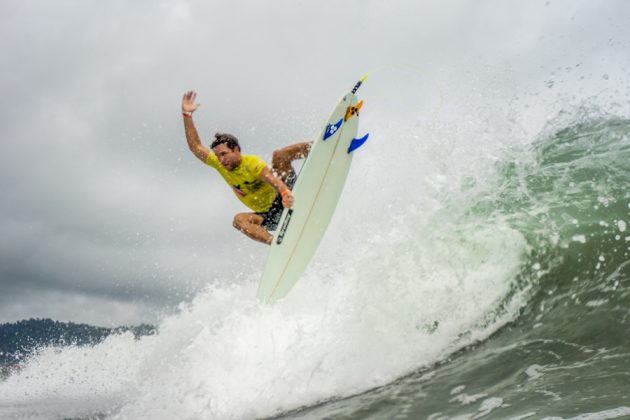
[[0, 117, 530, 419], [1, 214, 528, 419]]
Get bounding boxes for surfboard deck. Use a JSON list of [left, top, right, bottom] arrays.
[[257, 78, 368, 304]]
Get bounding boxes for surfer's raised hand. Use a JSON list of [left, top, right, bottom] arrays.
[[182, 90, 200, 114]]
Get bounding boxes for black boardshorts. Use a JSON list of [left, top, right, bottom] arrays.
[[257, 171, 297, 232]]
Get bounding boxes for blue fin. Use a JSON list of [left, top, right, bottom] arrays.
[[323, 118, 343, 141], [347, 133, 369, 153]]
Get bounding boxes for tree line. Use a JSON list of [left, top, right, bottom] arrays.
[[0, 318, 155, 365]]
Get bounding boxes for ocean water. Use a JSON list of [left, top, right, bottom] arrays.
[[279, 116, 630, 419], [1, 112, 630, 419]]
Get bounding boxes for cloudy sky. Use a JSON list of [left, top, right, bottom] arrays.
[[1, 0, 629, 326]]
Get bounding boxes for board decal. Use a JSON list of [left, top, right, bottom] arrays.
[[276, 209, 294, 245], [323, 118, 343, 141]]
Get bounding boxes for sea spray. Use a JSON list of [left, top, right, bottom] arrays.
[[288, 115, 630, 418], [0, 106, 540, 419]]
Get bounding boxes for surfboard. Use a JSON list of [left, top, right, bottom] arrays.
[[257, 77, 369, 304]]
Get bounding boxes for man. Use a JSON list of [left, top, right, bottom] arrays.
[[181, 90, 310, 245]]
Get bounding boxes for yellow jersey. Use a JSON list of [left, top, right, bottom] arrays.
[[204, 153, 277, 212]]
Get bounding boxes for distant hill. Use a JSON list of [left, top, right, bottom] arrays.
[[0, 318, 155, 366]]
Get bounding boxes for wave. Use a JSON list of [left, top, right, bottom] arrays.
[[1, 114, 629, 419]]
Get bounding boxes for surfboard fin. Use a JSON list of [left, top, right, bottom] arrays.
[[344, 100, 363, 121], [323, 118, 343, 141], [347, 133, 369, 154]]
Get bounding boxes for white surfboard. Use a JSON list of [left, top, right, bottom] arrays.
[[257, 77, 368, 304]]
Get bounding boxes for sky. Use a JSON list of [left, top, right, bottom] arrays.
[[1, 0, 629, 326]]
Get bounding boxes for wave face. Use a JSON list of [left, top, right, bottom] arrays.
[[1, 116, 629, 420], [284, 116, 630, 419]]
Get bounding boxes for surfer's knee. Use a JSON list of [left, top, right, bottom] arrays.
[[271, 149, 280, 164], [273, 143, 309, 167], [271, 150, 291, 180], [271, 149, 286, 169]]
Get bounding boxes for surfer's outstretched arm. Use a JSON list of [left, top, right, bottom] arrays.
[[182, 91, 210, 162]]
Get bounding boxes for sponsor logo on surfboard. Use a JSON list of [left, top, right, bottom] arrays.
[[323, 119, 343, 141], [276, 209, 293, 244]]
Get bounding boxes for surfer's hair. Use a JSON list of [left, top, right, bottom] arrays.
[[211, 133, 240, 151]]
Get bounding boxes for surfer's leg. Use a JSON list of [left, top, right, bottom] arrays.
[[271, 142, 311, 180], [233, 212, 272, 245]]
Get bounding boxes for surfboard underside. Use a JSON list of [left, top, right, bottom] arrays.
[[257, 91, 363, 304]]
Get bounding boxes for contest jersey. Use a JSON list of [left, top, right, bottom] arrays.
[[204, 152, 277, 213]]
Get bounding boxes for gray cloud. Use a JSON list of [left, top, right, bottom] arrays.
[[1, 0, 629, 325]]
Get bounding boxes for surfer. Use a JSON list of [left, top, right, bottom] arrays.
[[181, 90, 310, 245]]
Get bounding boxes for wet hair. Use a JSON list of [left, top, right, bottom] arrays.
[[211, 133, 240, 151]]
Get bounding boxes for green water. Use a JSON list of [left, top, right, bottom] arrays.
[[282, 117, 630, 419]]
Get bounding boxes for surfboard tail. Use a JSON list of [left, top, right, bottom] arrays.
[[344, 100, 363, 121]]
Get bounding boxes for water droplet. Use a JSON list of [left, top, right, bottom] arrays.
[[572, 235, 587, 243], [618, 220, 627, 232]]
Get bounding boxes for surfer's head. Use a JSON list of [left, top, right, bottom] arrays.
[[211, 133, 241, 152], [212, 133, 242, 170]]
